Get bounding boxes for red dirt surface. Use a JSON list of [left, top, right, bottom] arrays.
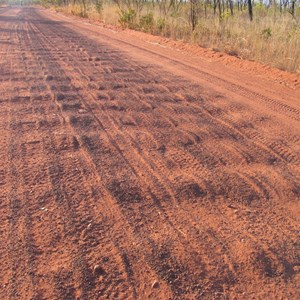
[[0, 6, 299, 300]]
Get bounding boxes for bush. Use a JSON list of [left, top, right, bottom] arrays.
[[156, 17, 166, 33], [139, 13, 154, 32], [261, 28, 272, 39], [95, 0, 103, 14], [118, 9, 137, 29]]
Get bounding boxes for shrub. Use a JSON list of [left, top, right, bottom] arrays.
[[95, 0, 103, 14], [118, 9, 137, 29], [139, 12, 154, 32], [261, 28, 272, 39], [156, 17, 166, 33]]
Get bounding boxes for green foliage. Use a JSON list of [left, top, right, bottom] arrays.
[[156, 17, 166, 32], [95, 0, 103, 14], [261, 27, 272, 39], [287, 24, 300, 39], [118, 9, 137, 29], [255, 2, 265, 10], [220, 11, 232, 21], [139, 12, 154, 32]]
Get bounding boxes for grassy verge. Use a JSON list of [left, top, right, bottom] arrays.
[[49, 2, 300, 74]]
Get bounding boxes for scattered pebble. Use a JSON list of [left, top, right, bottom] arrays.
[[228, 204, 236, 209], [45, 75, 53, 81], [93, 264, 104, 276], [151, 280, 159, 289]]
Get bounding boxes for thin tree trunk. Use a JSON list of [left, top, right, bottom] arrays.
[[248, 0, 253, 21]]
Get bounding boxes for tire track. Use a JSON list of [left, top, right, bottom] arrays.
[[29, 9, 300, 297], [17, 10, 169, 299], [31, 10, 251, 297], [27, 10, 239, 297]]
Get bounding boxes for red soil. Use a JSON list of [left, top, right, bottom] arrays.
[[0, 6, 299, 299]]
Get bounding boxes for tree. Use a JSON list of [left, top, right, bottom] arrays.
[[248, 0, 253, 21]]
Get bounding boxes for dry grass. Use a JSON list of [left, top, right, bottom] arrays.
[[190, 14, 300, 73], [55, 3, 300, 73]]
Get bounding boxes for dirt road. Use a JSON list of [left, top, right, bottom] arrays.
[[0, 6, 299, 299]]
